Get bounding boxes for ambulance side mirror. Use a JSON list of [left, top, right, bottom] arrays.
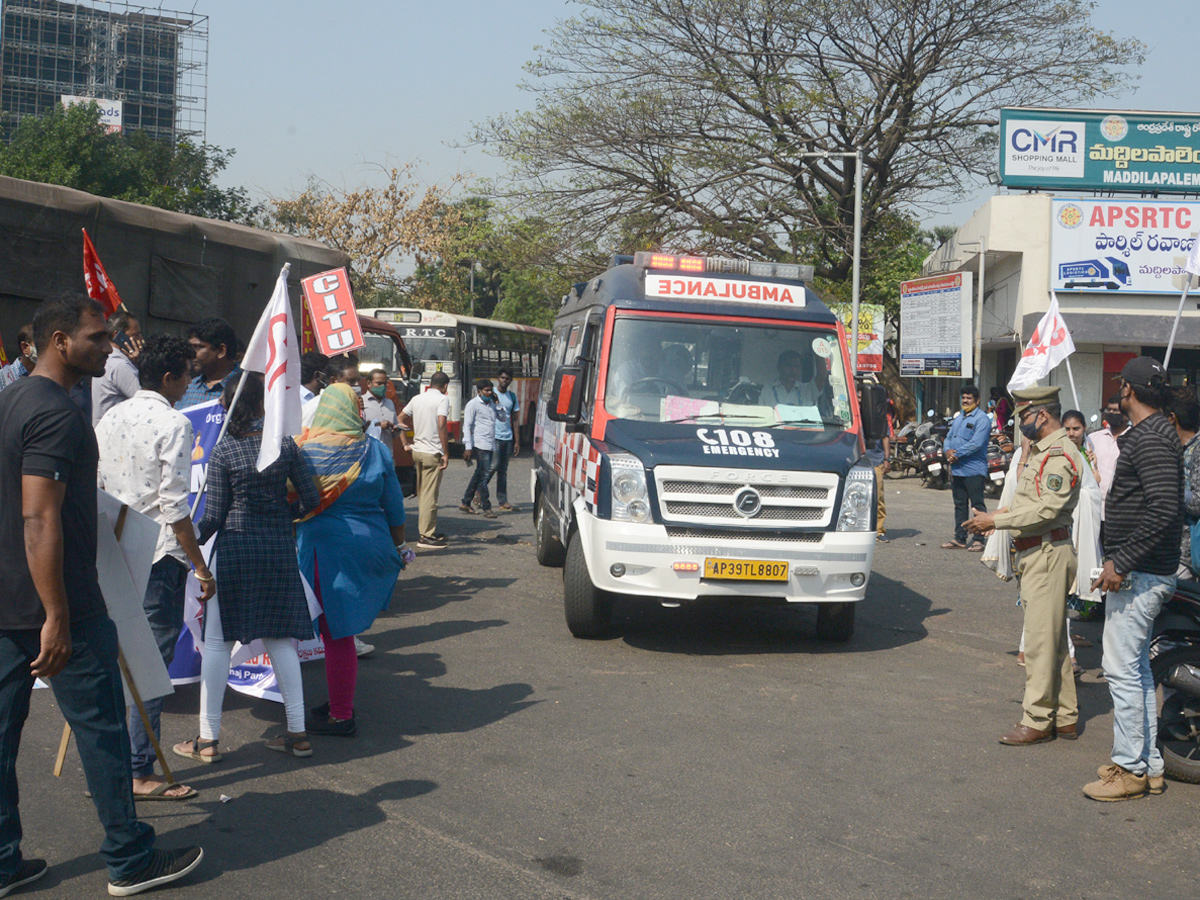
[[859, 383, 889, 442], [548, 363, 587, 426]]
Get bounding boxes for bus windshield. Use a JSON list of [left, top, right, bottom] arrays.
[[604, 317, 853, 430], [405, 333, 455, 364], [358, 334, 402, 374]]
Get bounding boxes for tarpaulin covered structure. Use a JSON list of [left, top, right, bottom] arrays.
[[0, 175, 349, 351]]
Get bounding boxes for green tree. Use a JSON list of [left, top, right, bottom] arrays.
[[0, 102, 256, 221], [475, 0, 1143, 283]]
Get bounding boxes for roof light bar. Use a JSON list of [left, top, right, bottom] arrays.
[[634, 251, 811, 282]]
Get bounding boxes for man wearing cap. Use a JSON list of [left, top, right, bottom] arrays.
[[1085, 356, 1182, 801], [967, 386, 1082, 745]]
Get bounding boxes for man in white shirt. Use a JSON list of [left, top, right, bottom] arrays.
[[96, 334, 215, 801], [91, 311, 143, 424], [363, 368, 398, 463], [399, 371, 451, 548], [759, 349, 821, 408]]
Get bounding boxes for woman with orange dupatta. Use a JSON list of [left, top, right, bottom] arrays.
[[294, 383, 410, 736]]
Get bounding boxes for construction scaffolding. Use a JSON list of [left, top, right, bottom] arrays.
[[0, 0, 207, 143]]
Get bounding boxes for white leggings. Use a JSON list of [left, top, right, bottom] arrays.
[[199, 595, 306, 739]]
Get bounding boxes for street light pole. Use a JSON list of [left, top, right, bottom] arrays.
[[796, 148, 864, 373], [956, 239, 987, 383], [850, 148, 863, 375]]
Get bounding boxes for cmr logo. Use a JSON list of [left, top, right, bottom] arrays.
[[1004, 119, 1086, 180]]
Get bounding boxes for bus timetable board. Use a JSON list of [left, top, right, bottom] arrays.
[[899, 272, 973, 378]]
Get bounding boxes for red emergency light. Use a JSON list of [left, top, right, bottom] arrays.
[[636, 252, 706, 273]]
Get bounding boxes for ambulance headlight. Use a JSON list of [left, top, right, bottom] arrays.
[[836, 468, 875, 532], [610, 454, 651, 523]]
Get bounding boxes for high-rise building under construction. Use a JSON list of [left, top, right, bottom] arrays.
[[0, 0, 207, 142]]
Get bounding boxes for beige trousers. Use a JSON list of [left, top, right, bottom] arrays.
[[413, 451, 444, 540], [874, 464, 887, 535], [1016, 539, 1078, 730]]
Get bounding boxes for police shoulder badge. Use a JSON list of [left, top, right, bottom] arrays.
[[1047, 473, 1064, 491]]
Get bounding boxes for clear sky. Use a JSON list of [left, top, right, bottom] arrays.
[[200, 0, 1197, 230]]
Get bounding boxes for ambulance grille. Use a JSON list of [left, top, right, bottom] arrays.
[[664, 526, 824, 543], [655, 465, 838, 529]]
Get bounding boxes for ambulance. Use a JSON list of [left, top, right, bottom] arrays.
[[533, 252, 887, 641]]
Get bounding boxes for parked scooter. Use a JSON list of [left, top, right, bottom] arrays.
[[985, 423, 1015, 497], [915, 410, 949, 489], [1152, 579, 1200, 784]]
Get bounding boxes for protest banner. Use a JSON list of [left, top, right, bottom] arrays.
[[302, 267, 365, 356]]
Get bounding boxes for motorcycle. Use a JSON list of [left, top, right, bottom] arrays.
[[1152, 579, 1200, 783], [888, 421, 921, 477]]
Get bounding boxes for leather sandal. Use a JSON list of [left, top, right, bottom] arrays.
[[941, 540, 965, 549], [266, 733, 312, 758], [172, 737, 222, 763]]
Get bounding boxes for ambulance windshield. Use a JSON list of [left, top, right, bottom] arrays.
[[603, 317, 853, 429]]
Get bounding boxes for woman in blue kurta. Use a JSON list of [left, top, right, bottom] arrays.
[[295, 383, 410, 735]]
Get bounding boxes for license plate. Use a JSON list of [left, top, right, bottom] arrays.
[[990, 471, 1005, 482], [928, 462, 942, 474], [703, 558, 790, 582]]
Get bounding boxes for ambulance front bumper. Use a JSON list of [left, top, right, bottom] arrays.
[[575, 504, 874, 604]]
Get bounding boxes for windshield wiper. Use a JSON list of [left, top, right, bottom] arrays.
[[660, 413, 773, 424], [772, 416, 849, 428]]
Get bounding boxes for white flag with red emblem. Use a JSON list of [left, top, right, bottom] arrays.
[[1007, 293, 1076, 393], [1187, 232, 1200, 277], [241, 266, 301, 471]]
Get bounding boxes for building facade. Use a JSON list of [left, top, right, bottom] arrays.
[[0, 0, 207, 142], [921, 192, 1200, 421]]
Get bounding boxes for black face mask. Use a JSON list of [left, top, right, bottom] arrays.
[[1104, 412, 1126, 431], [1019, 419, 1041, 442]]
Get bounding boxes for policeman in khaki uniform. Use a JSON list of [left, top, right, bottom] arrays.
[[967, 386, 1083, 745]]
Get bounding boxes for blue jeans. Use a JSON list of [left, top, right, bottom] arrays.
[[129, 557, 187, 778], [1101, 571, 1176, 776], [487, 439, 514, 505], [463, 448, 494, 510], [0, 616, 155, 881]]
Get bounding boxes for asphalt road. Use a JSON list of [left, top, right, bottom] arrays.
[[14, 455, 1200, 899]]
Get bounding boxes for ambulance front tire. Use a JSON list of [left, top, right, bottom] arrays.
[[563, 532, 613, 638], [535, 493, 566, 567], [816, 601, 855, 642]]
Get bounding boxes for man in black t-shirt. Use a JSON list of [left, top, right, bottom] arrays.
[[0, 294, 202, 896]]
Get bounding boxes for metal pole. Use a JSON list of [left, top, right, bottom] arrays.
[[469, 262, 476, 318], [1165, 273, 1193, 369], [974, 237, 986, 384], [1064, 355, 1081, 411], [850, 148, 863, 375]]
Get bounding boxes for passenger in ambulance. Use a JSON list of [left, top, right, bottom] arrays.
[[657, 343, 694, 390], [758, 349, 820, 407]]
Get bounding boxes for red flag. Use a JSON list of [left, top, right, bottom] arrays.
[[82, 228, 123, 317]]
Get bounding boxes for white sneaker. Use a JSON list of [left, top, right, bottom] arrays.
[[354, 637, 375, 658]]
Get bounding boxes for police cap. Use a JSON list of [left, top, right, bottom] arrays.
[[1011, 385, 1060, 415]]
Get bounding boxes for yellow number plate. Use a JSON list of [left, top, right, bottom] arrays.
[[702, 558, 790, 582]]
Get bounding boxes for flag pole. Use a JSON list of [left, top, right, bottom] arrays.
[[1164, 273, 1193, 370], [186, 263, 290, 516], [1064, 355, 1081, 411]]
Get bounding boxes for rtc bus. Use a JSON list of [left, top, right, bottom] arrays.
[[356, 308, 550, 446]]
